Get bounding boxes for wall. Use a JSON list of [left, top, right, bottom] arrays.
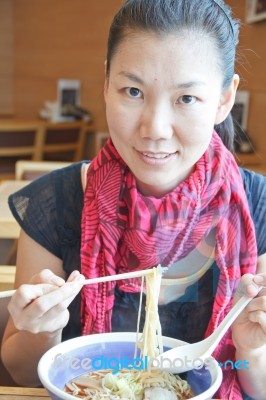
[[12, 0, 121, 133], [228, 0, 266, 162], [0, 0, 13, 116]]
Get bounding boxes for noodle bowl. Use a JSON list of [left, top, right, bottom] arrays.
[[63, 269, 193, 399], [37, 332, 222, 400]]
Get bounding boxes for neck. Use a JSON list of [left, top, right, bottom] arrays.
[[136, 167, 194, 197]]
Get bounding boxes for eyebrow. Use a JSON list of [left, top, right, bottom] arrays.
[[118, 71, 144, 85], [174, 81, 207, 89], [118, 71, 207, 89]]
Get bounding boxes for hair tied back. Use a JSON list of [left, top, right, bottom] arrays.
[[213, 0, 235, 35]]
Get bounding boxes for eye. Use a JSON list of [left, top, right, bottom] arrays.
[[178, 95, 197, 104], [126, 87, 143, 98]]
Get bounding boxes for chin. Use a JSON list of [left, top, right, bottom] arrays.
[[135, 176, 176, 197]]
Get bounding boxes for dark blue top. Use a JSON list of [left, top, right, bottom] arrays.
[[8, 163, 266, 343]]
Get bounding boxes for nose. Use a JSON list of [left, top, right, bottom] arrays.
[[139, 101, 173, 140]]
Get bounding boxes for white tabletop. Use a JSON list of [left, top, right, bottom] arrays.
[[0, 180, 30, 239]]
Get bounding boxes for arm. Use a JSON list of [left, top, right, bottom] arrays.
[[232, 253, 266, 399], [0, 230, 84, 387]]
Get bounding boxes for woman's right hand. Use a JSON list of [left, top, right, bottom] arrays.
[[8, 269, 85, 335]]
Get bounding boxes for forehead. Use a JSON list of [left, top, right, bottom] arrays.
[[110, 30, 222, 86]]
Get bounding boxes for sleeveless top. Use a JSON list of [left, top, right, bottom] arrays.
[[8, 162, 266, 343]]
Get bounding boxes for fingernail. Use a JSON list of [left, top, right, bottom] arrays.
[[78, 275, 85, 282], [50, 276, 65, 286], [247, 284, 258, 295], [70, 270, 79, 278], [254, 275, 264, 283], [72, 281, 83, 291]]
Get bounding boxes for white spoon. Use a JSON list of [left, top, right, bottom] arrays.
[[156, 286, 265, 374]]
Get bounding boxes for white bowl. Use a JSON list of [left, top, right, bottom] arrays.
[[38, 332, 222, 400]]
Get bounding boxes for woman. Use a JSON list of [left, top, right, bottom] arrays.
[[1, 1, 266, 398]]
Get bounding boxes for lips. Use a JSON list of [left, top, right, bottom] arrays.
[[142, 152, 174, 159], [136, 149, 178, 166]]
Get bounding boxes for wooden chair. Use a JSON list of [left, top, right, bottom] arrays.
[[0, 297, 18, 386], [36, 120, 87, 162], [0, 265, 18, 386], [0, 265, 15, 292], [15, 160, 71, 181], [0, 121, 42, 180]]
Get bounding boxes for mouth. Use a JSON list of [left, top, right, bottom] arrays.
[[136, 149, 178, 165], [141, 152, 176, 159]]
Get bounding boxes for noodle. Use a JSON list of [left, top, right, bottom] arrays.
[[64, 266, 194, 399], [136, 266, 163, 359], [65, 369, 194, 399]]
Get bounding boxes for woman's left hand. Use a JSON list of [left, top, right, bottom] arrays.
[[232, 273, 266, 351]]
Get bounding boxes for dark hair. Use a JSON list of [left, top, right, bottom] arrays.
[[106, 0, 240, 152]]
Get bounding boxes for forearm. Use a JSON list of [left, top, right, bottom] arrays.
[[236, 346, 266, 399], [1, 329, 62, 386]]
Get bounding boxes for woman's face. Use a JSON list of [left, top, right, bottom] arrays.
[[104, 31, 238, 197]]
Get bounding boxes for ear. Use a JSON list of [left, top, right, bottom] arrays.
[[215, 74, 239, 124], [104, 60, 109, 102]]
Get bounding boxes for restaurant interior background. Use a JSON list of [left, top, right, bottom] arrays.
[[0, 0, 266, 164], [0, 0, 265, 266]]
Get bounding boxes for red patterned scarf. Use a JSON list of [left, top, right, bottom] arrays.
[[80, 131, 257, 399]]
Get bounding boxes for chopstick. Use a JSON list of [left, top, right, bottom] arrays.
[[0, 265, 165, 299], [0, 289, 15, 299]]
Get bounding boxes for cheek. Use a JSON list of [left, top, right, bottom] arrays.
[[106, 103, 136, 141], [180, 124, 213, 148], [106, 103, 121, 133], [182, 112, 216, 145]]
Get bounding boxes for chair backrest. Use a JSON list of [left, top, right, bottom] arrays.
[[0, 119, 89, 180], [0, 121, 42, 180], [0, 297, 18, 386], [36, 120, 87, 162], [15, 160, 71, 180], [0, 266, 18, 386], [0, 266, 16, 291]]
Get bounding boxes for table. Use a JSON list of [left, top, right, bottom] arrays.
[[0, 387, 220, 399], [0, 387, 50, 399], [0, 180, 30, 239]]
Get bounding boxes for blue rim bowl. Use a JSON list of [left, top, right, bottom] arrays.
[[38, 332, 222, 400]]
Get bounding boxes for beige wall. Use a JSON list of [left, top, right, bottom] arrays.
[[13, 0, 121, 132], [1, 1, 266, 160], [228, 0, 266, 161], [0, 0, 13, 116]]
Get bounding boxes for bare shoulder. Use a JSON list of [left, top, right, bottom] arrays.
[[81, 162, 91, 192]]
